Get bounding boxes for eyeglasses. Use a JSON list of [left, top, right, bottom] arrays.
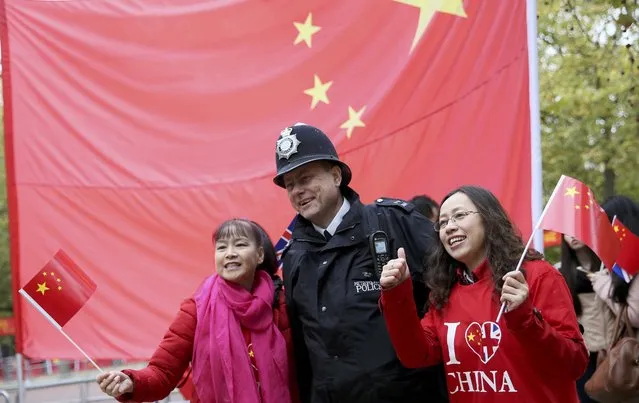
[[434, 211, 479, 232]]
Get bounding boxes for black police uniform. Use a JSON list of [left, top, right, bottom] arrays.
[[273, 124, 448, 403]]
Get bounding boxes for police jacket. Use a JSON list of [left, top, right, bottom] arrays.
[[282, 187, 448, 403]]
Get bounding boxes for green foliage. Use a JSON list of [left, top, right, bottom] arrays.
[[538, 0, 639, 203]]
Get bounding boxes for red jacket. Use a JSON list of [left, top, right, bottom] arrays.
[[381, 259, 588, 403], [117, 285, 299, 403]]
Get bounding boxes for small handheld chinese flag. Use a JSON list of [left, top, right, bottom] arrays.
[[539, 175, 620, 269], [610, 218, 639, 283], [19, 249, 96, 329], [497, 175, 620, 324]]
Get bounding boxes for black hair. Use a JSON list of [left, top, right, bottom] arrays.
[[410, 194, 439, 221]]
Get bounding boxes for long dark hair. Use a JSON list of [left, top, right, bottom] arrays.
[[425, 186, 543, 310], [602, 195, 639, 306], [558, 240, 600, 316], [212, 218, 278, 276]]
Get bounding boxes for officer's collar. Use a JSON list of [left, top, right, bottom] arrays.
[[312, 197, 351, 236], [293, 187, 363, 238]]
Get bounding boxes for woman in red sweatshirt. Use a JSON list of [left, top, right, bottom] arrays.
[[96, 218, 299, 403], [380, 186, 588, 403]]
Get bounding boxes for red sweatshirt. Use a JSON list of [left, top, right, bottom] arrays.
[[381, 259, 588, 403]]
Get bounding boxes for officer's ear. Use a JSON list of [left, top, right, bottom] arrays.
[[330, 165, 342, 187]]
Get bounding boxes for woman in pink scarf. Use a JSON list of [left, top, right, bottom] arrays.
[[97, 219, 298, 403]]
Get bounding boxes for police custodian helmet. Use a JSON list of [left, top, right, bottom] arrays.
[[273, 123, 352, 188]]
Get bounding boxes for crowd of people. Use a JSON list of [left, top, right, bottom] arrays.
[[96, 124, 638, 403]]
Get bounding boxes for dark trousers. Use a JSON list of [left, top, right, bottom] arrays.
[[576, 351, 599, 403]]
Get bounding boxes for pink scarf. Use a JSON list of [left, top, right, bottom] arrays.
[[192, 271, 291, 403]]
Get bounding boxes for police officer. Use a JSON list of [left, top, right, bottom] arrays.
[[273, 124, 448, 403]]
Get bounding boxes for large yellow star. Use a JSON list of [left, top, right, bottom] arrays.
[[565, 186, 580, 198], [304, 75, 332, 109], [340, 106, 367, 139], [36, 282, 49, 295], [394, 0, 467, 53], [294, 12, 321, 48]]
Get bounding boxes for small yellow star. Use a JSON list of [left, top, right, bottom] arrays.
[[294, 12, 321, 48], [249, 350, 255, 358], [584, 205, 590, 209], [303, 75, 332, 109], [565, 186, 580, 197], [340, 106, 367, 139], [394, 0, 467, 53], [36, 282, 49, 295], [614, 225, 620, 232], [58, 286, 62, 291], [467, 333, 475, 342], [42, 272, 47, 276]]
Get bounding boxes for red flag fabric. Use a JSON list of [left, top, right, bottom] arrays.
[[2, 1, 535, 359], [19, 250, 97, 329], [540, 176, 620, 269], [611, 219, 639, 277]]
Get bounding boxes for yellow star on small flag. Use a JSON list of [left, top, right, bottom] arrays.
[[36, 282, 49, 295], [340, 106, 367, 139], [565, 186, 580, 198], [304, 75, 332, 109], [294, 12, 321, 48], [394, 0, 467, 53], [614, 225, 620, 233]]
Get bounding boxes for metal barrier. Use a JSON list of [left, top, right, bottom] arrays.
[[0, 377, 187, 403]]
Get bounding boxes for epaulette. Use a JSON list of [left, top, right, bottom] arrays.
[[373, 197, 414, 213]]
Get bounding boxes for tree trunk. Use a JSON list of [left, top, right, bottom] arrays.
[[603, 164, 615, 201]]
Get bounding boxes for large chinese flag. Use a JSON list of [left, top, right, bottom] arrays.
[[540, 176, 620, 269], [1, 0, 536, 358]]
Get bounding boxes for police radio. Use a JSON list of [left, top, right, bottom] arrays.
[[369, 231, 391, 279]]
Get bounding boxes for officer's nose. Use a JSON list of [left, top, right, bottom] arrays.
[[290, 182, 305, 197]]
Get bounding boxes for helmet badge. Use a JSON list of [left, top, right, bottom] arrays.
[[276, 127, 301, 160]]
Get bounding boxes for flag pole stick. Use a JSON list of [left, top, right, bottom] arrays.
[[495, 175, 566, 323], [16, 353, 25, 403], [18, 289, 103, 373]]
